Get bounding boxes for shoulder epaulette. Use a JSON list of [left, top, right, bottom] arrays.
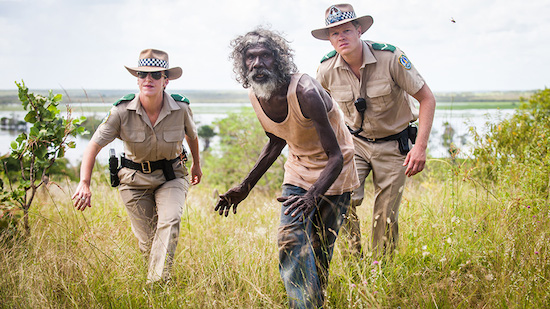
[[320, 50, 337, 63], [171, 93, 190, 104], [371, 42, 396, 52], [114, 93, 135, 106]]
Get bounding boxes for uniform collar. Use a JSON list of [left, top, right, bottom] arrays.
[[128, 92, 181, 127], [361, 40, 377, 66], [127, 92, 180, 112], [333, 40, 377, 70]]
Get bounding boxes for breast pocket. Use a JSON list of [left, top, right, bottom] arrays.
[[122, 129, 146, 158], [163, 128, 185, 157], [330, 85, 355, 119], [366, 79, 392, 112]]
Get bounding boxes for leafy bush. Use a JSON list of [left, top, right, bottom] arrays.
[[201, 109, 286, 193], [0, 81, 87, 235], [471, 88, 550, 201]]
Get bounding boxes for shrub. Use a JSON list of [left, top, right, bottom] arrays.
[[471, 88, 550, 202], [0, 81, 87, 235], [201, 109, 285, 193]]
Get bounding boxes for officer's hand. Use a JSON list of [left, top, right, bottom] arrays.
[[278, 194, 317, 221], [72, 181, 92, 211], [190, 163, 202, 185], [403, 146, 426, 177], [215, 186, 249, 217]]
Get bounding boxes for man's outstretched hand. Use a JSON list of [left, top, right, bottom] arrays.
[[215, 186, 249, 217]]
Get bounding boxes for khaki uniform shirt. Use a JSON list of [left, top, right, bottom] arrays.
[[92, 92, 197, 163], [317, 40, 425, 139], [249, 73, 359, 195]]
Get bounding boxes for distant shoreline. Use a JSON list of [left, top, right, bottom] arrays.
[[0, 89, 537, 105]]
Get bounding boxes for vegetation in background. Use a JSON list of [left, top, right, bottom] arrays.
[[197, 124, 216, 151], [77, 115, 103, 138], [201, 109, 285, 193], [472, 88, 550, 199], [0, 81, 87, 235], [0, 89, 548, 307]]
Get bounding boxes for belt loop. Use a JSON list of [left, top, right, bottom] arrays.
[[141, 161, 152, 173]]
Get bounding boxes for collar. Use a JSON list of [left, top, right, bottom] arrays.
[[127, 92, 181, 112]]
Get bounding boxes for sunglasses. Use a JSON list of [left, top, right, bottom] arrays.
[[137, 71, 166, 80]]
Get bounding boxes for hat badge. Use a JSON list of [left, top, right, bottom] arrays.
[[327, 6, 343, 24], [325, 5, 356, 26]]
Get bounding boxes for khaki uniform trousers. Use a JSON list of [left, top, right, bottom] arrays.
[[119, 170, 190, 283], [341, 136, 407, 258]]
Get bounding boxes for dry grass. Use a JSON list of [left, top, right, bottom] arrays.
[[1, 161, 549, 308]]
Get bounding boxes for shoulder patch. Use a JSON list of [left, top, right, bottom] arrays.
[[114, 93, 135, 106], [371, 43, 396, 52], [171, 93, 190, 104], [320, 50, 337, 63], [398, 54, 412, 70]]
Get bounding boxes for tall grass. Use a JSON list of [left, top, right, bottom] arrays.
[[1, 156, 548, 308]]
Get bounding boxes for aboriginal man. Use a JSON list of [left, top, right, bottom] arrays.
[[215, 27, 359, 308]]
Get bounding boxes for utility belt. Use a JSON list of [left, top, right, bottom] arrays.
[[109, 149, 187, 187], [346, 97, 418, 155], [348, 124, 418, 155]]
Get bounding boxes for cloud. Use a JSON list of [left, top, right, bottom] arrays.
[[1, 0, 549, 92]]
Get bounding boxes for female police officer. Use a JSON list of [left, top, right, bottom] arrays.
[[72, 49, 202, 284]]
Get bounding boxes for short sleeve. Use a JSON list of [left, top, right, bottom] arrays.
[[390, 48, 425, 96], [182, 104, 197, 140], [91, 106, 121, 147]]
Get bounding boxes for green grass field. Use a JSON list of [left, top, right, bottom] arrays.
[[1, 159, 548, 308]]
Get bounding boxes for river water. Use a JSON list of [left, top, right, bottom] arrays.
[[0, 102, 514, 166]]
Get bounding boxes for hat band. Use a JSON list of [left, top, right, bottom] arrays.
[[138, 58, 168, 69], [325, 11, 356, 26]]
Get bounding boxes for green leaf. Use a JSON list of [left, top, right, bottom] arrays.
[[24, 111, 37, 123], [29, 127, 39, 137]]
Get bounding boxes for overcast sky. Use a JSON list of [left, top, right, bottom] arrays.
[[1, 0, 549, 93]]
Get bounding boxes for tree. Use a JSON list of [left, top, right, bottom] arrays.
[[197, 124, 216, 151], [0, 81, 87, 235]]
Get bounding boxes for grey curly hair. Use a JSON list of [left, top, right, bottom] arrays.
[[229, 27, 298, 89]]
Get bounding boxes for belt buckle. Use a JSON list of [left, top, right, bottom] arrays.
[[141, 161, 152, 174]]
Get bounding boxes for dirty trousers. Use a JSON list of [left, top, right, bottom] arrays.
[[119, 177, 190, 283], [278, 184, 350, 309], [341, 138, 407, 257]]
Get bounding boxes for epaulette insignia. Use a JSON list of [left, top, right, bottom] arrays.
[[171, 94, 190, 104], [114, 93, 135, 106], [320, 50, 337, 63], [371, 43, 396, 52]]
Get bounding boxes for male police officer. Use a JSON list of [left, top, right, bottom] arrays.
[[312, 4, 436, 258]]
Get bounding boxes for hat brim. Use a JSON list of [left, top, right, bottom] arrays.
[[311, 15, 373, 40], [125, 66, 182, 80]]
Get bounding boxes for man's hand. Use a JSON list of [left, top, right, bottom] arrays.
[[403, 145, 426, 177], [215, 186, 249, 217], [278, 194, 317, 221]]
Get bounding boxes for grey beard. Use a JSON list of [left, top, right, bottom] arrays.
[[249, 78, 278, 100]]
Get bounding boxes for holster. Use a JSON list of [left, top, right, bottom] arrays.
[[109, 149, 120, 187], [397, 130, 410, 155], [408, 124, 418, 144], [162, 161, 176, 181], [397, 124, 418, 155]]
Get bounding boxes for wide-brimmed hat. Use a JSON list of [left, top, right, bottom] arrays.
[[311, 4, 373, 40], [124, 49, 182, 80]]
